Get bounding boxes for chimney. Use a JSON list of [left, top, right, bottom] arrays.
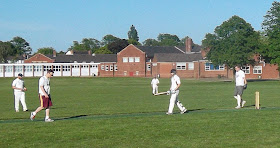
[[185, 38, 193, 53], [88, 50, 92, 55], [53, 50, 57, 57]]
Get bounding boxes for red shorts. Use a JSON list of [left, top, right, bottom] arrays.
[[39, 94, 52, 108]]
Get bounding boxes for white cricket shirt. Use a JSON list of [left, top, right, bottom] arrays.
[[235, 70, 245, 86], [170, 75, 180, 90], [12, 78, 24, 92], [39, 76, 50, 95], [151, 78, 159, 87]]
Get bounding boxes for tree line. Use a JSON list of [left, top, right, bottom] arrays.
[[1, 1, 279, 70]]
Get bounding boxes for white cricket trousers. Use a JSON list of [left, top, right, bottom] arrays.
[[168, 90, 186, 113], [152, 86, 158, 94], [14, 92, 27, 111]]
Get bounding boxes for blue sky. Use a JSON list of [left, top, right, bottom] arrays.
[[0, 0, 276, 52]]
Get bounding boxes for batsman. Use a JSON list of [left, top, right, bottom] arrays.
[[166, 69, 188, 115]]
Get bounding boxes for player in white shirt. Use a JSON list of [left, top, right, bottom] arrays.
[[166, 69, 187, 115], [12, 73, 28, 112], [151, 75, 159, 95], [30, 69, 54, 122], [234, 65, 247, 109]]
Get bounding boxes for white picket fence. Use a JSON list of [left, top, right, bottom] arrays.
[[0, 63, 99, 77]]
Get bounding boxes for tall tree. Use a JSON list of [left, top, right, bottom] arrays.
[[202, 15, 260, 68], [107, 39, 129, 54], [102, 34, 120, 46], [127, 25, 139, 41], [0, 41, 14, 63], [37, 47, 56, 55], [10, 36, 32, 55], [143, 39, 160, 46], [157, 34, 180, 46], [69, 38, 101, 52], [261, 1, 280, 70]]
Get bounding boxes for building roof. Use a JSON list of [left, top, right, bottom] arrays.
[[135, 46, 184, 58], [135, 45, 202, 58], [154, 53, 203, 62], [45, 54, 117, 63]]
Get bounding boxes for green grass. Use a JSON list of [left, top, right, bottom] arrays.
[[0, 77, 280, 148]]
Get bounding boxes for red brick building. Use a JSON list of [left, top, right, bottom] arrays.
[[18, 38, 279, 79]]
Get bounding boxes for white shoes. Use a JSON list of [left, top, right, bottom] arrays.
[[235, 106, 241, 109], [242, 101, 246, 107], [166, 112, 173, 115], [180, 109, 188, 114], [30, 112, 36, 121], [45, 118, 54, 122]]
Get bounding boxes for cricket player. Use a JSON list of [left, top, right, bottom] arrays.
[[30, 69, 54, 122], [166, 69, 187, 115], [151, 75, 159, 95], [12, 73, 28, 112], [234, 65, 247, 109]]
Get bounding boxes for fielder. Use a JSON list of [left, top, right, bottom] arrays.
[[166, 69, 187, 115], [30, 69, 54, 122], [12, 73, 28, 112], [151, 75, 159, 95], [234, 65, 247, 109]]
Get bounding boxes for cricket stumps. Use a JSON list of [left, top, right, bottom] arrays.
[[255, 91, 260, 109]]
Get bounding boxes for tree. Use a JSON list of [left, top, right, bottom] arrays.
[[142, 39, 160, 46], [94, 46, 113, 54], [107, 39, 129, 54], [102, 34, 120, 46], [128, 39, 141, 45], [10, 36, 32, 55], [69, 38, 101, 52], [157, 34, 180, 46], [37, 47, 55, 55], [261, 1, 280, 70], [128, 25, 139, 41], [0, 41, 14, 63], [202, 15, 260, 68]]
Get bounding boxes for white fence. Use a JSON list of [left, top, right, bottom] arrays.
[[0, 63, 99, 77]]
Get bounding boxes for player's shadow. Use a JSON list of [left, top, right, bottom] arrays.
[[55, 115, 88, 121], [186, 108, 204, 113]]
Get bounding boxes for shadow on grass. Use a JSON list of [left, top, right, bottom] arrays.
[[55, 115, 88, 121]]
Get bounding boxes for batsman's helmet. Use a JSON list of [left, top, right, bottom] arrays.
[[170, 69, 176, 74]]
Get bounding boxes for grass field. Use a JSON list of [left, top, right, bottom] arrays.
[[0, 77, 280, 148]]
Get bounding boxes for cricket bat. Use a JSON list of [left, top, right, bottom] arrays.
[[154, 91, 169, 96]]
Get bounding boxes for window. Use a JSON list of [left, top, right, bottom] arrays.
[[136, 71, 139, 75], [129, 57, 134, 62], [242, 66, 250, 74], [63, 65, 71, 71], [205, 63, 224, 71], [114, 65, 118, 71], [5, 66, 13, 72], [15, 66, 23, 72], [135, 57, 140, 62], [123, 57, 128, 63], [105, 65, 109, 71], [110, 65, 113, 71], [101, 65, 104, 70], [24, 65, 32, 72], [44, 65, 52, 71], [53, 65, 60, 71], [72, 65, 79, 69], [176, 63, 186, 70], [34, 65, 42, 72], [253, 66, 262, 74], [124, 71, 127, 76], [147, 64, 151, 71], [0, 66, 3, 73], [188, 62, 194, 70]]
